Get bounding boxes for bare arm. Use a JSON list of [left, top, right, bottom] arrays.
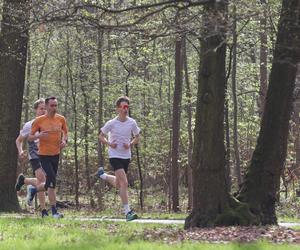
[[130, 134, 140, 146], [61, 118, 68, 147], [60, 131, 68, 149], [28, 131, 49, 142], [16, 134, 24, 155], [16, 134, 26, 159], [99, 132, 117, 148], [123, 134, 140, 150]]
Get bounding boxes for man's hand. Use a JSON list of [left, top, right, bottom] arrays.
[[60, 140, 67, 149], [18, 150, 27, 161], [109, 142, 117, 149], [123, 143, 131, 150], [38, 131, 49, 138]]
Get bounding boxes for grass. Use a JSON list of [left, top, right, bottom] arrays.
[[0, 215, 299, 250], [279, 217, 300, 223]]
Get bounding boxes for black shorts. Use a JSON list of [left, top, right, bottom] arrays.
[[109, 158, 130, 173], [30, 158, 42, 176], [39, 155, 60, 189]]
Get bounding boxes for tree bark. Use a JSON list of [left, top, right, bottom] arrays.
[[238, 0, 300, 225], [258, 1, 268, 117], [183, 37, 193, 210], [24, 40, 31, 123], [231, 5, 242, 186], [293, 66, 300, 166], [185, 1, 230, 228], [97, 29, 104, 209], [66, 34, 80, 208], [170, 37, 184, 212], [0, 0, 30, 211], [37, 32, 52, 99]]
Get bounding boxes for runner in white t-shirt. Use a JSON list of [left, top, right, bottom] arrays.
[[97, 96, 140, 221], [15, 99, 48, 217]]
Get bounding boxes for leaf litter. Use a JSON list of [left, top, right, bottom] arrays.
[[132, 226, 300, 244]]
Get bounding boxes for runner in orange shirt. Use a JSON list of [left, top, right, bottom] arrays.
[[28, 96, 68, 218]]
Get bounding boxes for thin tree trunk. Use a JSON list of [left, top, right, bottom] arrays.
[[167, 59, 172, 211], [232, 5, 242, 186], [258, 1, 268, 117], [171, 37, 184, 212], [78, 37, 94, 208], [183, 37, 193, 210], [97, 29, 104, 209], [66, 34, 79, 208], [224, 44, 233, 193], [37, 32, 51, 98], [293, 65, 300, 166], [24, 39, 31, 123]]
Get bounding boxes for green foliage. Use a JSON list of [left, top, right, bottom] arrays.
[[15, 0, 292, 213]]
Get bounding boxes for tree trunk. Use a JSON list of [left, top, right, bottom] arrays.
[[185, 1, 230, 228], [37, 32, 52, 99], [24, 40, 31, 123], [97, 29, 104, 209], [258, 1, 268, 117], [224, 43, 232, 193], [170, 37, 184, 212], [183, 38, 193, 210], [238, 0, 300, 225], [0, 0, 30, 211], [66, 34, 79, 208], [231, 5, 242, 186], [293, 66, 300, 166]]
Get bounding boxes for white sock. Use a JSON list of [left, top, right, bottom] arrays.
[[123, 204, 130, 215], [100, 173, 107, 180]]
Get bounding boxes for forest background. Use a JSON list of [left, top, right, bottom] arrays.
[[1, 0, 300, 223]]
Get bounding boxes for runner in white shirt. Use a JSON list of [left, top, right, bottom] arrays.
[[97, 96, 140, 221], [15, 99, 48, 217]]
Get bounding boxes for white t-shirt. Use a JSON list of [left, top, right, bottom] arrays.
[[20, 120, 39, 160], [101, 117, 140, 159]]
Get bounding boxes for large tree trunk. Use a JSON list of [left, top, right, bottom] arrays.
[[185, 1, 229, 228], [238, 0, 300, 225], [0, 0, 30, 211], [170, 37, 184, 212]]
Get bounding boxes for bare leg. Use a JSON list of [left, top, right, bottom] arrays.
[[47, 188, 56, 206], [115, 169, 128, 205], [24, 178, 37, 186], [105, 174, 117, 187], [35, 168, 46, 210]]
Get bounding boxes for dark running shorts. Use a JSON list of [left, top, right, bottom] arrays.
[[30, 158, 42, 176], [39, 155, 60, 189], [109, 158, 130, 173]]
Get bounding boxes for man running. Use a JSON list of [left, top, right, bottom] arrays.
[[15, 98, 48, 217], [28, 96, 68, 218], [97, 96, 140, 221]]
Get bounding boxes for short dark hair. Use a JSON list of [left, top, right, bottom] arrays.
[[33, 98, 45, 109], [116, 96, 130, 107], [45, 96, 57, 105]]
